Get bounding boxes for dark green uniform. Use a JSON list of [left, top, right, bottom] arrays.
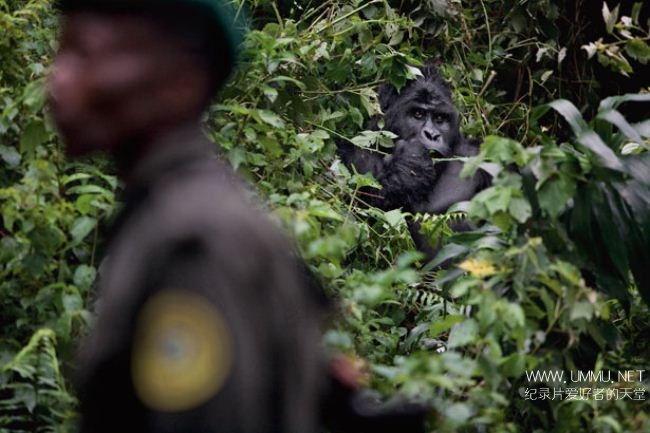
[[75, 124, 324, 433], [54, 2, 426, 432]]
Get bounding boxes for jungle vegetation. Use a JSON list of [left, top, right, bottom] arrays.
[[1, 0, 649, 431]]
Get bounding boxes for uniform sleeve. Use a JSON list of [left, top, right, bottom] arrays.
[[130, 240, 233, 412], [127, 236, 254, 433], [131, 231, 324, 433]]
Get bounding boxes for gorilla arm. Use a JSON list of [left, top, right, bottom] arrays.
[[377, 139, 437, 210], [338, 138, 437, 211], [410, 137, 491, 263], [415, 138, 490, 215]]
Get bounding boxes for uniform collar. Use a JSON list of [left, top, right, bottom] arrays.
[[107, 122, 214, 249], [125, 121, 212, 187]]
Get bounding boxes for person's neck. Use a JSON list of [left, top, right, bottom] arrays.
[[113, 118, 202, 181]]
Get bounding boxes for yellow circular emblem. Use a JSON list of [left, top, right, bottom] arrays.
[[131, 290, 233, 412]]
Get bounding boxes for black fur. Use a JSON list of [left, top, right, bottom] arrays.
[[338, 64, 491, 261]]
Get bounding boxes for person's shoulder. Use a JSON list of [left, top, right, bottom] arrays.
[[146, 157, 284, 246], [153, 156, 241, 209]]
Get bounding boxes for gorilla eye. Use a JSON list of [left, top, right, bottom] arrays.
[[433, 114, 447, 123], [412, 109, 425, 120]]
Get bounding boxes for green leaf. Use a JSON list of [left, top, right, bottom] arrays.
[[323, 330, 353, 350], [501, 353, 526, 378], [599, 92, 650, 111], [350, 130, 394, 149], [70, 217, 97, 245], [537, 174, 576, 218], [358, 88, 379, 117], [508, 197, 532, 223], [625, 38, 650, 64], [429, 243, 469, 268], [448, 319, 479, 348], [592, 184, 630, 280], [0, 144, 21, 167], [351, 172, 381, 188], [484, 186, 512, 214], [388, 30, 404, 46], [308, 202, 343, 221], [444, 403, 472, 423], [353, 284, 388, 306], [13, 385, 37, 413], [570, 301, 594, 321], [382, 209, 407, 229], [21, 80, 46, 109], [597, 109, 644, 145], [500, 303, 526, 328], [430, 314, 464, 337], [631, 2, 642, 25], [262, 85, 278, 103], [61, 287, 83, 312], [547, 99, 589, 137], [67, 184, 112, 195], [268, 75, 306, 90], [569, 186, 599, 265], [74, 194, 95, 215], [396, 250, 425, 268], [20, 120, 49, 155], [552, 261, 583, 286], [228, 147, 247, 170], [576, 131, 625, 172], [602, 2, 619, 34], [257, 109, 285, 128], [259, 135, 282, 158], [449, 276, 479, 298], [479, 135, 528, 165], [633, 119, 650, 138], [73, 265, 97, 293]]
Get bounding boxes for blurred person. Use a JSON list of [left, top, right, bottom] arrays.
[[49, 1, 324, 432], [49, 1, 426, 432]]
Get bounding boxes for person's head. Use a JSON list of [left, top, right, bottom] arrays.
[[48, 0, 242, 157]]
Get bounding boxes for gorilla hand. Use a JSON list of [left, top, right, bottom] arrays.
[[377, 138, 437, 211]]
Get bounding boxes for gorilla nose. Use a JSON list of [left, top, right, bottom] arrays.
[[422, 129, 440, 143]]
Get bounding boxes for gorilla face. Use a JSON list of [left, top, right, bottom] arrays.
[[380, 71, 460, 158], [401, 103, 457, 156]]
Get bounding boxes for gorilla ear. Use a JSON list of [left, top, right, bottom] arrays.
[[378, 82, 399, 113]]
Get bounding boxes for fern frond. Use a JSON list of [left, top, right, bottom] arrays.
[[0, 329, 77, 432]]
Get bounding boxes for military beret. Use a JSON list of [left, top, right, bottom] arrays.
[[55, 0, 246, 86]]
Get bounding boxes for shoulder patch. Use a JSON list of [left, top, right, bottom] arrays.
[[131, 290, 232, 412]]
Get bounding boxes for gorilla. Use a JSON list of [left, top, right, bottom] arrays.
[[337, 64, 491, 261]]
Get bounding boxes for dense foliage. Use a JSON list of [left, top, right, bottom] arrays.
[[1, 0, 649, 432]]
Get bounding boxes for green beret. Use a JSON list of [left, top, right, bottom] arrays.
[[55, 0, 246, 86]]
